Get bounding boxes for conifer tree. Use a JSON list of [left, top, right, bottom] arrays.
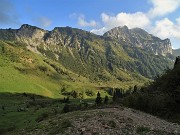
[[104, 95, 109, 104], [95, 92, 102, 105]]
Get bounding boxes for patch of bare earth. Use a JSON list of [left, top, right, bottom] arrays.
[[19, 107, 180, 135]]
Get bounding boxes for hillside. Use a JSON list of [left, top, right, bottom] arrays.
[[15, 107, 180, 135], [0, 24, 172, 94], [173, 49, 180, 56], [0, 39, 149, 97], [1, 92, 179, 135], [104, 26, 172, 56], [0, 25, 179, 135], [123, 57, 180, 123]]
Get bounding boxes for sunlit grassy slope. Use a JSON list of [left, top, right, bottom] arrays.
[[0, 40, 148, 98]]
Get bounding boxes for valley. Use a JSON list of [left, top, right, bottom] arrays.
[[0, 24, 180, 135]]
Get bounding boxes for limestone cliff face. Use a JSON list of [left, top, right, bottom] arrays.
[[103, 26, 172, 56], [0, 24, 172, 56], [0, 24, 173, 79]]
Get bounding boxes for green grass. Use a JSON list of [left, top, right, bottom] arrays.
[[0, 93, 97, 134], [0, 40, 146, 99], [0, 40, 111, 99]]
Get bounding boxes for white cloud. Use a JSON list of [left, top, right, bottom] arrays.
[[148, 0, 180, 18], [91, 12, 150, 35], [151, 18, 180, 39], [88, 0, 180, 48], [176, 17, 180, 24], [91, 27, 107, 35], [78, 15, 97, 27], [102, 12, 150, 29], [37, 17, 52, 27]]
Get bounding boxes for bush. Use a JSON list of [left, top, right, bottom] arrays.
[[136, 126, 150, 134], [85, 90, 94, 97], [36, 112, 49, 122], [39, 66, 48, 72], [63, 104, 70, 113]]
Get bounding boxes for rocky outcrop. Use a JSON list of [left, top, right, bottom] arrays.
[[103, 26, 172, 56], [0, 24, 173, 79], [17, 107, 180, 135], [0, 24, 173, 56]]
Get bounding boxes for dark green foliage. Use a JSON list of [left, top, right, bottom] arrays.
[[71, 91, 78, 98], [2, 46, 5, 53], [95, 92, 102, 105], [63, 104, 70, 113], [136, 126, 150, 134], [38, 66, 48, 72], [0, 124, 15, 135], [36, 112, 49, 122], [113, 88, 125, 102], [63, 97, 70, 103], [104, 95, 109, 104], [123, 60, 180, 123], [133, 85, 138, 93], [85, 90, 94, 97], [174, 56, 180, 67], [1, 105, 5, 111]]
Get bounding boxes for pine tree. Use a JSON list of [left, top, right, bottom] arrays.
[[72, 91, 78, 98], [2, 46, 5, 53], [63, 104, 69, 113], [104, 95, 109, 104], [95, 92, 102, 105], [113, 91, 117, 102], [133, 85, 138, 93]]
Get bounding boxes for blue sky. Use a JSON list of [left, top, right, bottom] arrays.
[[0, 0, 180, 49]]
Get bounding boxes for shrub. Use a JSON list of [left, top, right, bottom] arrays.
[[36, 112, 49, 122], [63, 104, 70, 113], [136, 126, 150, 134]]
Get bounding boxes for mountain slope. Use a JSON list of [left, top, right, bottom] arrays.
[[104, 26, 172, 56], [0, 40, 106, 98], [16, 107, 180, 135], [173, 49, 180, 56], [0, 24, 174, 97]]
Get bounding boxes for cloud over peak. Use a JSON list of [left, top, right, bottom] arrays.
[[101, 12, 150, 29], [152, 18, 180, 39], [78, 15, 97, 27]]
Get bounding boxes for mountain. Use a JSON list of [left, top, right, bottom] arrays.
[[173, 48, 180, 56], [0, 24, 174, 97], [104, 26, 172, 56]]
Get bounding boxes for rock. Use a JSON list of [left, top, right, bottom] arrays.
[[81, 127, 86, 132], [103, 26, 172, 56]]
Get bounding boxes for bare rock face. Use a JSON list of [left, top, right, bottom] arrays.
[[103, 26, 172, 56], [0, 24, 173, 57], [16, 24, 47, 46]]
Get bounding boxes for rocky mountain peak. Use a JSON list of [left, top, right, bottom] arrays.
[[17, 24, 47, 40], [19, 24, 45, 30], [103, 26, 172, 56], [19, 24, 34, 29]]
